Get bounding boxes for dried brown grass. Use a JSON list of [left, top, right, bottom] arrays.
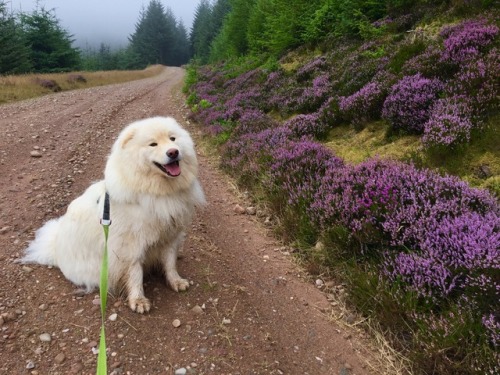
[[0, 65, 164, 104]]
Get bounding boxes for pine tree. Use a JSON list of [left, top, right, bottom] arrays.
[[210, 0, 231, 39], [190, 0, 212, 63], [223, 0, 256, 56], [20, 6, 80, 72], [171, 21, 191, 66], [129, 0, 185, 68], [162, 7, 178, 66], [0, 1, 32, 74], [129, 1, 168, 67], [247, 0, 321, 56]]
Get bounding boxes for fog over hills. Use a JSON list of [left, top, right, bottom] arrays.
[[8, 0, 198, 49]]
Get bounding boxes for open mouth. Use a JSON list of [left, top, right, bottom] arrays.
[[154, 160, 181, 177]]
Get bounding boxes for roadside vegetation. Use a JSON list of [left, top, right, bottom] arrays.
[[185, 1, 499, 374]]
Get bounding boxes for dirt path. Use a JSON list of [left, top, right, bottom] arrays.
[[0, 67, 376, 375]]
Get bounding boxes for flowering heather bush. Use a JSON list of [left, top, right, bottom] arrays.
[[267, 140, 344, 217], [338, 81, 385, 126], [264, 70, 283, 88], [440, 19, 499, 64], [220, 89, 262, 121], [308, 157, 499, 360], [190, 105, 225, 127], [332, 47, 385, 96], [296, 56, 328, 81], [283, 112, 330, 139], [267, 76, 305, 115], [190, 80, 219, 105], [266, 71, 332, 115], [382, 74, 443, 133], [298, 74, 332, 112], [317, 96, 342, 128], [401, 44, 445, 77], [311, 159, 498, 248], [387, 211, 500, 300], [263, 69, 286, 93], [483, 313, 500, 348], [231, 109, 278, 138], [206, 123, 225, 136], [222, 68, 265, 97], [411, 304, 499, 375], [221, 126, 299, 182], [422, 96, 475, 148], [195, 65, 225, 88], [446, 49, 500, 108]]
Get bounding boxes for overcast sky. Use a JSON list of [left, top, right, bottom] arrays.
[[8, 0, 200, 49]]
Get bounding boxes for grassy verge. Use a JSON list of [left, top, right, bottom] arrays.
[[0, 65, 165, 104]]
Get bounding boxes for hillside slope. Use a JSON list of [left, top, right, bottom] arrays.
[[185, 4, 499, 374]]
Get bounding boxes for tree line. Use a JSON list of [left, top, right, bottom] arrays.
[[190, 0, 494, 63], [0, 0, 192, 75]]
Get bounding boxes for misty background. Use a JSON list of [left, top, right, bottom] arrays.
[[7, 0, 199, 49]]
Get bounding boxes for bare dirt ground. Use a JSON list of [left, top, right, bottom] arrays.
[[0, 67, 378, 375]]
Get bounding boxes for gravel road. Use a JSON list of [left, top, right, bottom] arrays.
[[0, 67, 376, 374]]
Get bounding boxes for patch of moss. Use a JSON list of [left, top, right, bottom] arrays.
[[325, 121, 421, 164], [323, 115, 500, 197]]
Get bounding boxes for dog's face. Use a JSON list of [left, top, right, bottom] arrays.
[[106, 117, 199, 195], [122, 123, 183, 178]]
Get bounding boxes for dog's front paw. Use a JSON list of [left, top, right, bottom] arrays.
[[169, 277, 190, 292], [128, 296, 151, 314]]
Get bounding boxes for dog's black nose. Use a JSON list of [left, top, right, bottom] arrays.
[[167, 148, 179, 159]]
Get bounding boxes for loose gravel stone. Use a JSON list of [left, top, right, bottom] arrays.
[[109, 313, 118, 322], [233, 204, 246, 214], [191, 305, 204, 315], [70, 362, 84, 373], [172, 319, 181, 328], [174, 368, 187, 375], [88, 340, 98, 348], [39, 333, 51, 342], [245, 206, 257, 215], [54, 353, 66, 364], [30, 151, 42, 158]]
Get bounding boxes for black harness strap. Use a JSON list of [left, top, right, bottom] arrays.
[[100, 192, 111, 226]]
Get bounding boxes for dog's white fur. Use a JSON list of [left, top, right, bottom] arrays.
[[21, 117, 205, 313]]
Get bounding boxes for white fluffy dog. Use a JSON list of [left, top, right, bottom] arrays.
[[21, 117, 205, 313]]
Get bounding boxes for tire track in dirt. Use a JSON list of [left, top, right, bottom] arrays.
[[0, 67, 378, 374]]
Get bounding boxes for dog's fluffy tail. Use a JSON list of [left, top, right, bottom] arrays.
[[20, 218, 60, 266]]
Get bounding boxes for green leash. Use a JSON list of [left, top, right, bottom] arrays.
[[97, 192, 111, 375]]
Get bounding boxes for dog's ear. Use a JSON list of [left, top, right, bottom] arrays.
[[120, 129, 135, 149]]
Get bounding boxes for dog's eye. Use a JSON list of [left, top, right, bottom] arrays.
[[149, 142, 158, 147], [169, 137, 176, 142]]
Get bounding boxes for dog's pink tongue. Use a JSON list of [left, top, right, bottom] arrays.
[[164, 163, 181, 176]]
